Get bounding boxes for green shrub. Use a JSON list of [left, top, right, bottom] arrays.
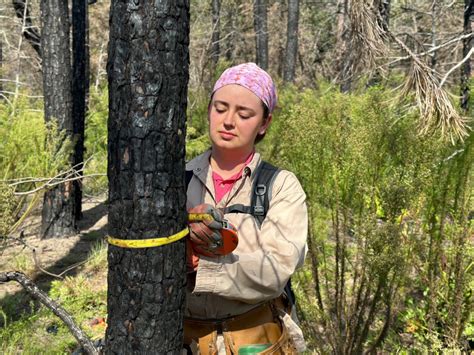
[[272, 84, 472, 352]]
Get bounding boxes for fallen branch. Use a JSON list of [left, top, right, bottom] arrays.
[[0, 271, 99, 355]]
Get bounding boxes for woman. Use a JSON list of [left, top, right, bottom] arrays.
[[185, 63, 307, 354]]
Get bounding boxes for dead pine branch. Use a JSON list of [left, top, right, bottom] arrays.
[[391, 34, 471, 144], [0, 271, 99, 355]]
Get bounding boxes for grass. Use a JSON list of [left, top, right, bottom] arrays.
[[0, 241, 108, 354]]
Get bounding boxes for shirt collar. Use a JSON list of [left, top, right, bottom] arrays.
[[186, 149, 262, 181]]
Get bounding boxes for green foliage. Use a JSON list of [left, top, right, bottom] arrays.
[[0, 97, 72, 183], [186, 88, 211, 160], [84, 88, 109, 194], [271, 84, 472, 352]]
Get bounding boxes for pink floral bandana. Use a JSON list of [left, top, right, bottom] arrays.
[[212, 63, 277, 112]]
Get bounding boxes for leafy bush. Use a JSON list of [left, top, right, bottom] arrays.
[[269, 84, 472, 352]]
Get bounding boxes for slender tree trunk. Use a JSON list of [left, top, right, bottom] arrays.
[[211, 0, 220, 66], [283, 0, 300, 83], [224, 1, 235, 62], [253, 0, 268, 70], [72, 0, 88, 221], [430, 0, 438, 70], [277, 0, 286, 77], [0, 37, 3, 97], [378, 0, 391, 31], [12, 0, 42, 59], [40, 0, 77, 238], [461, 0, 473, 112], [105, 0, 189, 352]]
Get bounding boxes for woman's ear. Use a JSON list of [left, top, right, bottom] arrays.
[[259, 114, 272, 135]]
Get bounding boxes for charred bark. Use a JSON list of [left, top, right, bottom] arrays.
[[105, 0, 189, 352], [72, 0, 89, 220], [461, 0, 473, 112], [283, 0, 300, 83], [253, 0, 268, 70], [12, 0, 42, 59], [40, 0, 77, 238]]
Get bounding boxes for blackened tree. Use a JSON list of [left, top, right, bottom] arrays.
[[253, 0, 268, 70], [283, 0, 300, 82], [461, 0, 473, 112], [40, 0, 77, 238], [72, 0, 89, 220], [105, 0, 190, 352]]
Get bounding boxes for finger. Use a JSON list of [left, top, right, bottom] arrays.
[[190, 223, 222, 246]]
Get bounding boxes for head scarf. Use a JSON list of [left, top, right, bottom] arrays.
[[212, 63, 277, 113]]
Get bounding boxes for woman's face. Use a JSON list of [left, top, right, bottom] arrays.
[[209, 84, 271, 155]]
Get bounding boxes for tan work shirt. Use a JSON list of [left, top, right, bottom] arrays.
[[186, 150, 308, 319]]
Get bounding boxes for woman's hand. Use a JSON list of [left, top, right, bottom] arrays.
[[188, 204, 225, 257]]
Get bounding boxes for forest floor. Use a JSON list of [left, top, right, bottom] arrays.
[[0, 196, 108, 300], [0, 196, 110, 353]]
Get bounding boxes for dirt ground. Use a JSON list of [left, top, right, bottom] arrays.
[[0, 196, 108, 299]]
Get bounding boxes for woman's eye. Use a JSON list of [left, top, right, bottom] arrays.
[[239, 113, 251, 119], [215, 107, 225, 113]]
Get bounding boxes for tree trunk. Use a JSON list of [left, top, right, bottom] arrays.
[[224, 0, 236, 62], [430, 0, 438, 70], [0, 37, 3, 97], [211, 0, 220, 66], [253, 0, 268, 70], [40, 0, 77, 238], [72, 0, 89, 221], [105, 0, 189, 352], [461, 0, 473, 112], [283, 0, 299, 83], [378, 0, 391, 31], [12, 0, 42, 59]]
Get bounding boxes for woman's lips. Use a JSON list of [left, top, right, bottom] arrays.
[[219, 131, 236, 139]]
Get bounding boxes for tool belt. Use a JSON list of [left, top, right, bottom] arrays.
[[184, 298, 296, 354]]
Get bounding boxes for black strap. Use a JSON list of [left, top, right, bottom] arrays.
[[185, 170, 193, 190], [250, 161, 279, 228], [224, 161, 280, 229]]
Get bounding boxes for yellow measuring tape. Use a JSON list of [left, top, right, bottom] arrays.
[[107, 228, 189, 249], [107, 213, 213, 249]]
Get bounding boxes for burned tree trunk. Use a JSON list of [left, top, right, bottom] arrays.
[[253, 0, 268, 70], [211, 0, 220, 66], [72, 0, 89, 220], [105, 0, 189, 352], [461, 0, 473, 112], [283, 0, 300, 83], [40, 0, 77, 238]]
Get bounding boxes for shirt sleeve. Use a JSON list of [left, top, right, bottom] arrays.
[[193, 171, 308, 304]]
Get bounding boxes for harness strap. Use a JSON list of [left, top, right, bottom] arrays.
[[251, 162, 279, 227]]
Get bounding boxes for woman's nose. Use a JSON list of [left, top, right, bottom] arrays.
[[223, 110, 235, 127]]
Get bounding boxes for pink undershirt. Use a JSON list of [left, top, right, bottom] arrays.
[[212, 152, 254, 203]]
